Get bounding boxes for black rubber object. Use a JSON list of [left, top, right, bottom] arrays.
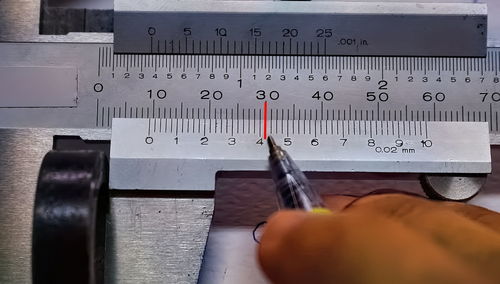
[[32, 150, 108, 284]]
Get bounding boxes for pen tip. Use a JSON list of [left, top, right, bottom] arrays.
[[267, 136, 277, 150]]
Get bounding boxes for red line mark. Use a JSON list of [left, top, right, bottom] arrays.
[[263, 101, 268, 139]]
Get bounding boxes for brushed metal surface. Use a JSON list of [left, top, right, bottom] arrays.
[[0, 129, 52, 282], [0, 128, 213, 283], [105, 197, 213, 284]]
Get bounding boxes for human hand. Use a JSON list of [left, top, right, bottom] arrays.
[[258, 193, 500, 284]]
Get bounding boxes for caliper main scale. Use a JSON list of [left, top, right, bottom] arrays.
[[0, 43, 496, 199]]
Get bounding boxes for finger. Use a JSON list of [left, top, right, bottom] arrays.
[[343, 194, 500, 281], [259, 210, 490, 284], [262, 210, 308, 241]]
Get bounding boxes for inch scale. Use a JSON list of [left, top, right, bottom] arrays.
[[113, 1, 487, 56]]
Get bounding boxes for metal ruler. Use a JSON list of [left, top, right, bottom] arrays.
[[110, 119, 491, 190], [114, 0, 487, 56], [1, 43, 499, 141]]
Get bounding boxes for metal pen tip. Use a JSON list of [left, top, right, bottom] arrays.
[[268, 136, 286, 158], [267, 136, 277, 153]]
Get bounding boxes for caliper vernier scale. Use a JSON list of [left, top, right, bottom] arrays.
[[110, 119, 491, 192], [114, 0, 487, 56]]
